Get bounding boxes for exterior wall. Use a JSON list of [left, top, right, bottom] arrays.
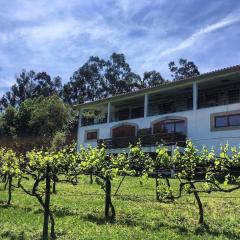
[[78, 102, 240, 153]]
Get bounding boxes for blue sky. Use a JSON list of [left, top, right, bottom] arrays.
[[0, 0, 240, 96]]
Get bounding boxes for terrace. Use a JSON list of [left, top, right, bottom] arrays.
[[97, 132, 186, 148], [97, 117, 187, 148]]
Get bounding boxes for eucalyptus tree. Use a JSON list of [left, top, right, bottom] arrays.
[[142, 71, 165, 87], [0, 70, 62, 110], [168, 58, 200, 81], [64, 53, 143, 104]]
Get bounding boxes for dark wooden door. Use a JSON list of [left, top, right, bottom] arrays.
[[112, 125, 136, 138]]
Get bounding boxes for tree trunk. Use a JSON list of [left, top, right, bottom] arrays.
[[90, 174, 93, 184], [52, 174, 56, 194], [49, 210, 56, 240], [3, 176, 8, 190], [105, 177, 115, 219], [165, 177, 173, 199], [109, 201, 115, 219], [114, 175, 125, 196], [7, 175, 12, 205], [155, 174, 159, 201], [43, 164, 51, 240], [189, 181, 204, 224]]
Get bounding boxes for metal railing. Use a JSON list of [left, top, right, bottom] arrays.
[[110, 110, 144, 122], [148, 102, 192, 116], [198, 84, 240, 108], [97, 132, 186, 149], [81, 117, 107, 126]]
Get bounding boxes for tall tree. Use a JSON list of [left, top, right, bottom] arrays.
[[104, 53, 142, 95], [168, 58, 200, 81], [63, 53, 142, 104], [0, 95, 72, 139], [0, 106, 18, 136], [142, 71, 165, 87], [33, 72, 62, 97], [62, 56, 106, 104], [0, 70, 62, 109]]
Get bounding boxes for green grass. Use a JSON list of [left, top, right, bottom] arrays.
[[0, 176, 240, 240]]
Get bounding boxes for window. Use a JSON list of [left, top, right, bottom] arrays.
[[215, 116, 228, 128], [215, 114, 240, 128], [153, 119, 186, 135], [229, 114, 240, 126], [86, 130, 98, 140]]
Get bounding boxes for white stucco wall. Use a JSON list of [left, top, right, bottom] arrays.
[[78, 102, 240, 153]]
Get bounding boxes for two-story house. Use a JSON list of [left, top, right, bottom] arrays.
[[77, 65, 240, 153]]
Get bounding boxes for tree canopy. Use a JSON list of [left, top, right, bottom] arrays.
[[142, 70, 165, 87], [0, 70, 62, 110], [0, 54, 200, 110], [62, 53, 143, 104], [0, 95, 74, 150], [168, 58, 200, 81]]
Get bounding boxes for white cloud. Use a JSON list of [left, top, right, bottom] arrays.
[[159, 13, 240, 57], [0, 0, 240, 91], [19, 19, 80, 43], [117, 0, 148, 15], [116, 0, 163, 18]]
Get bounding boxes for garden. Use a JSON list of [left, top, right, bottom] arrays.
[[0, 141, 240, 239]]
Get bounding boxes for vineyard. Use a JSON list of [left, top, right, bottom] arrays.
[[0, 141, 240, 239]]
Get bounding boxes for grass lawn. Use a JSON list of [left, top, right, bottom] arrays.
[[0, 176, 240, 240]]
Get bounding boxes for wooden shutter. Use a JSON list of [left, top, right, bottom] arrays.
[[86, 131, 98, 140], [112, 125, 136, 138]]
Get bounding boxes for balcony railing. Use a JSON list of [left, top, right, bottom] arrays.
[[97, 132, 186, 149], [110, 108, 144, 122], [148, 102, 192, 116], [148, 93, 193, 116], [81, 116, 107, 126], [198, 84, 240, 108]]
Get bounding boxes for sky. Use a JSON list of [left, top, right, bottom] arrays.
[[0, 0, 240, 96]]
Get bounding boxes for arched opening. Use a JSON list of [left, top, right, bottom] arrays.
[[112, 124, 137, 138], [151, 117, 187, 145], [153, 119, 186, 135], [106, 123, 138, 148]]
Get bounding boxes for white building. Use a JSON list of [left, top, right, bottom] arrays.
[[77, 65, 240, 153]]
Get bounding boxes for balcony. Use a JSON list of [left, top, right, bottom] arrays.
[[81, 116, 107, 126], [148, 87, 193, 116], [79, 76, 240, 127], [80, 106, 108, 126], [110, 107, 144, 122], [97, 132, 186, 149], [198, 81, 240, 108], [110, 96, 144, 122]]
